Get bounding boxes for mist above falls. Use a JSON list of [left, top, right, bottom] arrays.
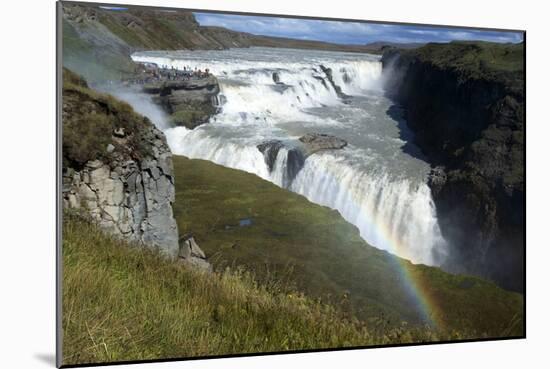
[[115, 47, 449, 266]]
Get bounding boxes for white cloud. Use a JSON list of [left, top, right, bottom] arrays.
[[194, 13, 523, 45]]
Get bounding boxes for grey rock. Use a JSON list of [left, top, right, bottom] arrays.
[[63, 123, 180, 259], [113, 127, 125, 138], [257, 133, 347, 188], [319, 65, 350, 99], [257, 140, 284, 172], [106, 143, 115, 153], [189, 237, 206, 259], [178, 234, 211, 271], [299, 133, 348, 156], [184, 257, 213, 272], [427, 166, 447, 196]]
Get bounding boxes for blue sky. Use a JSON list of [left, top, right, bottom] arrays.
[[194, 13, 523, 45]]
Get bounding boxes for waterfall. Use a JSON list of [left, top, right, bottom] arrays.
[[132, 47, 448, 266], [289, 153, 447, 265]]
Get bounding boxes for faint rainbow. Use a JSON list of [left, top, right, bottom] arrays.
[[359, 197, 444, 329], [291, 156, 445, 328]]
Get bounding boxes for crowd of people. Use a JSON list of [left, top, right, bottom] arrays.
[[129, 63, 211, 84]]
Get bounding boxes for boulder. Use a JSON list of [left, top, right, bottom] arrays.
[[113, 127, 125, 138], [178, 234, 211, 271], [299, 133, 348, 156]]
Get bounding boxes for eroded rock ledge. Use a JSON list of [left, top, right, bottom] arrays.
[[62, 68, 180, 258], [63, 125, 180, 258], [140, 76, 220, 130], [257, 133, 347, 188]]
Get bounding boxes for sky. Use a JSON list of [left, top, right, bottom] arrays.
[[194, 13, 523, 45]]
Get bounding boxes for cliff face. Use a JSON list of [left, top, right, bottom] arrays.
[[62, 69, 179, 258], [141, 77, 220, 129], [382, 42, 525, 291]]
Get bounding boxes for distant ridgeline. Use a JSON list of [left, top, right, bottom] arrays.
[[382, 41, 525, 292], [61, 3, 390, 82]]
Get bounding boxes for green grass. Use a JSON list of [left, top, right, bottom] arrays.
[[172, 156, 524, 335], [62, 213, 451, 366], [62, 68, 152, 169], [61, 157, 524, 365], [402, 41, 524, 94]]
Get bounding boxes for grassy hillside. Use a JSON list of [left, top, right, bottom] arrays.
[[62, 213, 447, 366], [62, 68, 152, 169], [172, 156, 523, 335], [399, 41, 524, 95], [61, 156, 524, 365]]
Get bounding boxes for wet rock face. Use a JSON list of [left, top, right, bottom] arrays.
[[142, 76, 220, 130], [63, 124, 180, 258], [427, 166, 447, 196], [319, 64, 350, 100], [256, 139, 304, 188], [383, 45, 525, 291], [257, 133, 347, 188], [257, 140, 284, 172]]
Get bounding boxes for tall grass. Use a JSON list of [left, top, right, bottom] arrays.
[[62, 214, 445, 366]]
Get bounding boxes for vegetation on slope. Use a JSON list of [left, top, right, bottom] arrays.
[[62, 68, 152, 169], [400, 41, 524, 95], [63, 213, 449, 366], [60, 149, 523, 366], [172, 156, 523, 335]]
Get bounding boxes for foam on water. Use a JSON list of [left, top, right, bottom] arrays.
[[133, 47, 448, 266]]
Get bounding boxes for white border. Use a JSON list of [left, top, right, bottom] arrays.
[[1, 0, 547, 368]]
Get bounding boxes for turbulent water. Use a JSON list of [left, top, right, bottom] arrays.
[[131, 47, 448, 266]]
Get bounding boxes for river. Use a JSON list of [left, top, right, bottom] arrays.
[[130, 47, 448, 266]]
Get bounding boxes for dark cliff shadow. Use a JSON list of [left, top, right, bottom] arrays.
[[386, 104, 429, 163]]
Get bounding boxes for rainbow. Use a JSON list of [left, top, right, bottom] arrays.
[[358, 199, 445, 330]]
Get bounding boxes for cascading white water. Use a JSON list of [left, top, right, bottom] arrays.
[[289, 153, 446, 264], [132, 47, 448, 266]]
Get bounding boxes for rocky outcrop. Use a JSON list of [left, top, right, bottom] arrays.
[[257, 140, 285, 172], [141, 76, 220, 129], [179, 234, 211, 271], [319, 65, 350, 100], [299, 133, 348, 155], [257, 140, 305, 188], [62, 68, 179, 258], [382, 42, 525, 291], [427, 166, 447, 196], [257, 133, 347, 188], [62, 128, 179, 258]]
